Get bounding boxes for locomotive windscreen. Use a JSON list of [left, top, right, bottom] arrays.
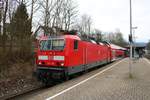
[[40, 39, 65, 51]]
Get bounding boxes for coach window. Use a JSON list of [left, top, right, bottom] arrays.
[[74, 40, 78, 50]]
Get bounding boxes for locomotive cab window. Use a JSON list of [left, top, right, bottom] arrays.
[[40, 39, 65, 51], [74, 40, 78, 50]]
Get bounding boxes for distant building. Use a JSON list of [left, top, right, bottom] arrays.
[[126, 42, 147, 56]]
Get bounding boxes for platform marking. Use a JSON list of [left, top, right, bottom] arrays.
[[144, 58, 150, 65], [45, 59, 126, 100]]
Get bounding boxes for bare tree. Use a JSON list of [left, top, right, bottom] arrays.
[[38, 0, 57, 28], [74, 14, 92, 34], [103, 30, 127, 47], [94, 29, 102, 41], [8, 0, 18, 55], [36, 0, 78, 36], [52, 0, 63, 28], [2, 0, 9, 53], [30, 0, 39, 28], [0, 0, 3, 40], [62, 0, 78, 30]]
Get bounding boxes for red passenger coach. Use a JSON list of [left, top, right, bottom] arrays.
[[110, 44, 126, 61], [35, 34, 112, 83]]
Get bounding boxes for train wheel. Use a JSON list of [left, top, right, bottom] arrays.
[[83, 69, 89, 74], [63, 72, 69, 81], [44, 79, 53, 87], [65, 76, 69, 81], [42, 75, 53, 86]]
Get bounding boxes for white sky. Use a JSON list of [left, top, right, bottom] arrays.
[[76, 0, 150, 42]]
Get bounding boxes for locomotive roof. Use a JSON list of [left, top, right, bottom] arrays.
[[63, 35, 81, 40], [39, 35, 81, 40], [39, 35, 109, 46], [39, 35, 110, 46]]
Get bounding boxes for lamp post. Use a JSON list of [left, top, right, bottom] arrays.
[[129, 0, 133, 77]]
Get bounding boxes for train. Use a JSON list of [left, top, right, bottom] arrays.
[[35, 31, 127, 84]]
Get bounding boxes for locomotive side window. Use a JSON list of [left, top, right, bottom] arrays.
[[74, 40, 78, 50]]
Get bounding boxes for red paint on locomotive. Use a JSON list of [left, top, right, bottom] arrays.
[[35, 34, 126, 84]]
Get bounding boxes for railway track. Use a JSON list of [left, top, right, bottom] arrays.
[[0, 75, 79, 100], [0, 84, 44, 100], [1, 61, 117, 100]]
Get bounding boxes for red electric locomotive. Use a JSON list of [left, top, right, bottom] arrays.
[[35, 34, 113, 84], [35, 29, 127, 84]]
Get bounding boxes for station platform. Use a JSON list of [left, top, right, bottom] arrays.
[[46, 58, 150, 100], [12, 58, 150, 100]]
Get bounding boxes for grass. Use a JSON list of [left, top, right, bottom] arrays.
[[129, 73, 133, 79]]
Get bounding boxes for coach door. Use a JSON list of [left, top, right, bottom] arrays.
[[107, 47, 111, 63], [112, 50, 116, 61]]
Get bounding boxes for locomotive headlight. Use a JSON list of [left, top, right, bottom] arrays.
[[38, 55, 48, 60], [39, 62, 42, 65], [53, 56, 64, 61], [60, 63, 64, 66]]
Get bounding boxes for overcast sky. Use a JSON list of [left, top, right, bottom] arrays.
[[76, 0, 150, 42]]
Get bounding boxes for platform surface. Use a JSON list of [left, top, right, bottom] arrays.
[[12, 58, 150, 100]]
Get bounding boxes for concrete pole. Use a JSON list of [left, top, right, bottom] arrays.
[[129, 0, 133, 76]]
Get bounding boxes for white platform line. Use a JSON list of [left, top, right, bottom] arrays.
[[45, 59, 126, 100], [144, 58, 150, 65]]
